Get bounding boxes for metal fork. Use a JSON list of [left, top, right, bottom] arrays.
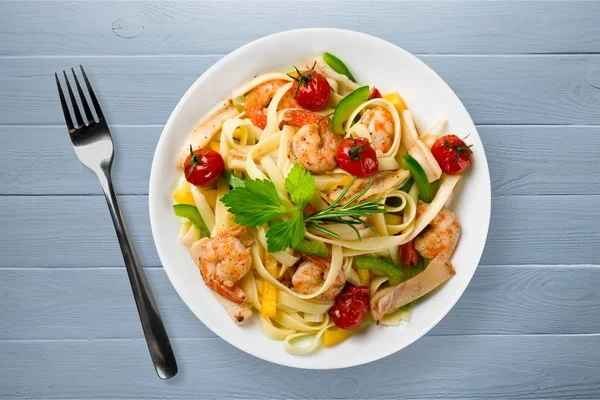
[[55, 66, 177, 380]]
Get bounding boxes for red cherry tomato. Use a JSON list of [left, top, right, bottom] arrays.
[[328, 283, 370, 330], [290, 65, 330, 111], [431, 135, 473, 174], [400, 240, 418, 267], [369, 87, 382, 99], [335, 137, 379, 177], [183, 146, 225, 187]]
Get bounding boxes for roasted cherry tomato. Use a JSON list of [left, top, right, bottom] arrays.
[[289, 63, 330, 111], [369, 87, 382, 99], [328, 283, 370, 330], [431, 134, 473, 174], [336, 137, 379, 177], [400, 240, 418, 267], [184, 145, 225, 187]]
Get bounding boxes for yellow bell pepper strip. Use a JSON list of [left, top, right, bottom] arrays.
[[173, 185, 195, 206], [402, 154, 435, 203], [354, 256, 404, 285], [294, 239, 329, 258], [323, 52, 357, 83], [322, 326, 356, 347], [199, 188, 217, 207], [173, 204, 210, 238], [384, 92, 408, 114], [222, 170, 246, 188], [260, 253, 278, 317], [332, 86, 370, 134], [209, 141, 220, 152], [357, 269, 371, 286]]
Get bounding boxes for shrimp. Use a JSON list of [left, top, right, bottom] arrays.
[[414, 203, 460, 261], [244, 80, 298, 129], [189, 224, 254, 304], [283, 110, 341, 173], [291, 255, 346, 301], [360, 106, 394, 153], [282, 109, 323, 126]]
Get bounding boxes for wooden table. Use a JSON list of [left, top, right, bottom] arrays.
[[1, 1, 599, 398]]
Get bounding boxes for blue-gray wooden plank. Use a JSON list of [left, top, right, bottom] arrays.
[[2, 55, 600, 125], [0, 194, 598, 267], [2, 125, 599, 196], [1, 0, 599, 398], [2, 336, 599, 399], [1, 266, 599, 340], [1, 1, 599, 55]]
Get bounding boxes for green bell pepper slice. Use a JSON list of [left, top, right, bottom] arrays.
[[323, 52, 357, 83], [400, 177, 414, 193], [402, 154, 434, 203], [332, 86, 370, 134], [410, 256, 426, 278], [173, 204, 210, 238], [294, 240, 330, 258], [354, 257, 404, 285], [222, 170, 246, 188]]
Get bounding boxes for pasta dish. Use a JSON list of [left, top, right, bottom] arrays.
[[171, 53, 473, 354]]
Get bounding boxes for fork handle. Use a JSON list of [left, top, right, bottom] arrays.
[[96, 167, 178, 380]]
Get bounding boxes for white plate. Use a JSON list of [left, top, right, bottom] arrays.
[[149, 28, 491, 369]]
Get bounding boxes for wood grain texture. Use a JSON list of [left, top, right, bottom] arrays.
[[2, 125, 599, 196], [1, 266, 599, 340], [1, 1, 599, 56], [0, 194, 598, 268], [2, 336, 599, 399], [1, 1, 598, 397], [2, 55, 600, 125]]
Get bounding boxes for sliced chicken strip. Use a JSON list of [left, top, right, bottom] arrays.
[[176, 99, 239, 167], [371, 259, 455, 322], [214, 293, 253, 325]]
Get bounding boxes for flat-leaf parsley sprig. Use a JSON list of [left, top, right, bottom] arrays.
[[221, 164, 385, 253], [221, 164, 313, 252]]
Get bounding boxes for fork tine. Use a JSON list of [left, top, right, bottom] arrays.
[[71, 68, 95, 124], [55, 73, 74, 131], [63, 70, 84, 128], [79, 66, 104, 119]]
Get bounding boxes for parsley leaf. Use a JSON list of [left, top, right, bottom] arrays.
[[221, 179, 291, 227], [266, 212, 305, 253], [221, 165, 315, 252], [285, 163, 316, 208]]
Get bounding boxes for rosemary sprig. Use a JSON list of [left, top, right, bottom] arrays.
[[304, 178, 386, 239]]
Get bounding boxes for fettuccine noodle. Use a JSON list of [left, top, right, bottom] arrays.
[[171, 53, 471, 355]]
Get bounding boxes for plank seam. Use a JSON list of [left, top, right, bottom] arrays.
[[1, 53, 600, 59], [0, 333, 598, 343]]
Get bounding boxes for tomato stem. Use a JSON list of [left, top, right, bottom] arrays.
[[287, 62, 317, 99], [443, 139, 473, 166], [185, 144, 202, 178], [348, 138, 373, 161]]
